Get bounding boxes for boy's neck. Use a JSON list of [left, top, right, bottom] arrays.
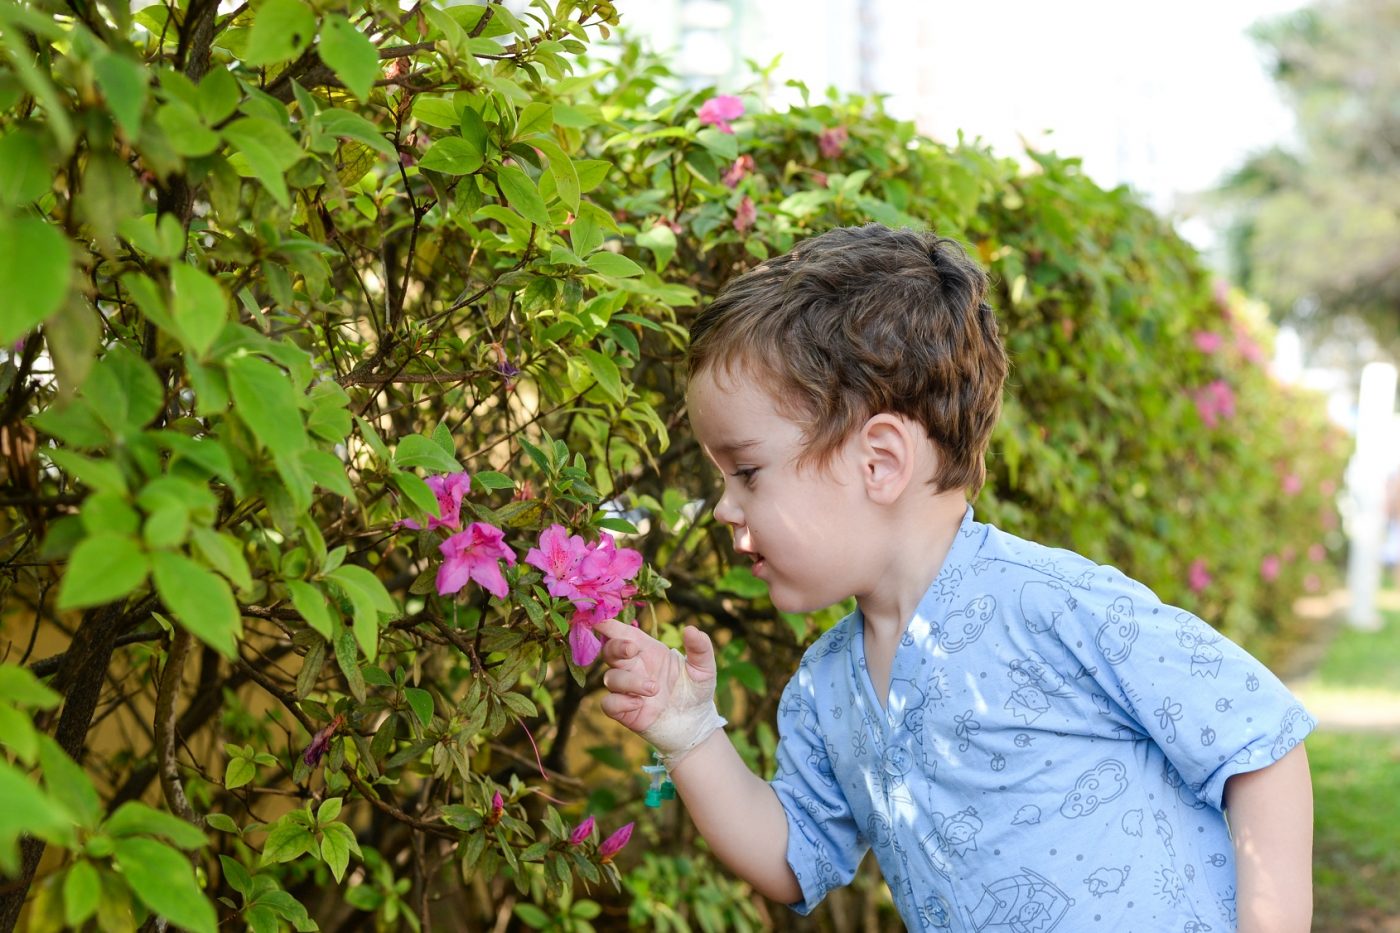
[[856, 488, 968, 644]]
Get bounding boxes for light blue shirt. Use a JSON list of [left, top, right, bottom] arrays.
[[772, 508, 1314, 931]]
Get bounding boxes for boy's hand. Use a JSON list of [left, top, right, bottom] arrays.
[[595, 619, 726, 765]]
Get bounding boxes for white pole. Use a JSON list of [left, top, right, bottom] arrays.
[[1346, 362, 1398, 630]]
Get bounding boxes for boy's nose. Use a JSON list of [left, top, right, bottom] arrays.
[[713, 490, 742, 528]]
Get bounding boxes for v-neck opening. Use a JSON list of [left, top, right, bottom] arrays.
[[851, 505, 982, 727]]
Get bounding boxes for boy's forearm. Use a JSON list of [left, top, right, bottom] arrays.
[[669, 729, 803, 905], [1223, 743, 1313, 933]]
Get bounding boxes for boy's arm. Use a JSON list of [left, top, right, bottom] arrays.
[[1222, 743, 1313, 933], [595, 619, 802, 904]]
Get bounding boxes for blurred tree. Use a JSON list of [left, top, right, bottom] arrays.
[[1219, 0, 1400, 355]]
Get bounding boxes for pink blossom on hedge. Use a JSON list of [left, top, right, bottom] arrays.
[[1282, 473, 1303, 496], [526, 524, 589, 600], [697, 94, 743, 133], [1188, 558, 1211, 593], [598, 822, 634, 863], [564, 536, 643, 665], [722, 154, 755, 188], [1260, 555, 1281, 582], [1192, 331, 1223, 354], [436, 522, 516, 598], [734, 195, 757, 233], [1308, 543, 1326, 562], [400, 471, 471, 531], [1304, 573, 1321, 592], [817, 126, 848, 159], [487, 790, 504, 825], [1236, 335, 1266, 366], [569, 815, 595, 846], [1191, 380, 1236, 428]]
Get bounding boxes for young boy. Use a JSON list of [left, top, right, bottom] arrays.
[[595, 225, 1314, 932]]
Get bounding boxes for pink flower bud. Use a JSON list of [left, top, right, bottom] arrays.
[[487, 790, 504, 826], [598, 822, 633, 863], [569, 816, 595, 846]]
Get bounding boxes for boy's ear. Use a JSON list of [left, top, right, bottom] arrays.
[[857, 414, 918, 505]]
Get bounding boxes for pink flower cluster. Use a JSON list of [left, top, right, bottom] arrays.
[[722, 154, 755, 188], [438, 522, 516, 599], [1187, 558, 1211, 593], [568, 817, 634, 863], [400, 472, 472, 531], [817, 126, 848, 159], [697, 95, 743, 134], [526, 525, 643, 666], [1191, 380, 1236, 428]]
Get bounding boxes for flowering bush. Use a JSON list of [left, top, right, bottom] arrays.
[[0, 5, 1343, 932]]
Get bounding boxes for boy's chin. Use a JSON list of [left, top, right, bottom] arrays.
[[768, 586, 846, 616]]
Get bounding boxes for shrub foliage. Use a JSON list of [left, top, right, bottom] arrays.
[[0, 1, 1342, 929]]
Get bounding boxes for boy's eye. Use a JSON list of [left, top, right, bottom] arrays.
[[730, 467, 758, 486]]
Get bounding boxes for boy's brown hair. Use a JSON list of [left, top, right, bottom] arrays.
[[688, 224, 1008, 494]]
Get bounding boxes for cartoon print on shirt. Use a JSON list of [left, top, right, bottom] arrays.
[[1060, 759, 1129, 818], [1273, 704, 1313, 760], [1004, 650, 1074, 725], [1175, 612, 1224, 679], [919, 893, 955, 931], [1095, 595, 1140, 664], [1019, 579, 1077, 634], [807, 747, 836, 787], [1154, 867, 1187, 907], [1182, 919, 1214, 933], [1154, 810, 1176, 857], [954, 709, 982, 752], [931, 806, 983, 858], [1084, 865, 1131, 897], [935, 595, 995, 652], [1162, 759, 1209, 810], [1154, 695, 1184, 744], [1011, 804, 1041, 825], [967, 867, 1073, 933]]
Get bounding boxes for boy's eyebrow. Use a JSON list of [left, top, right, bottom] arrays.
[[712, 439, 760, 457]]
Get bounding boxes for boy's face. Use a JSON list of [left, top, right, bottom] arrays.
[[688, 367, 878, 614]]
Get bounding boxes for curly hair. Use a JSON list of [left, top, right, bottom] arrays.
[[688, 224, 1009, 494]]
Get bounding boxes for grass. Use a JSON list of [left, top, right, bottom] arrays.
[[1292, 595, 1400, 931]]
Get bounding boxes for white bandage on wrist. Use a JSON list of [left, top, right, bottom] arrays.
[[640, 649, 727, 769]]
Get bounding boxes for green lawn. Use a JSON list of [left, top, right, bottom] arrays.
[[1293, 597, 1400, 931]]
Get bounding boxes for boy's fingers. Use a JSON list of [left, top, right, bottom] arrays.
[[599, 692, 646, 722], [599, 633, 639, 665], [681, 625, 717, 675], [594, 618, 637, 642], [603, 667, 657, 697]]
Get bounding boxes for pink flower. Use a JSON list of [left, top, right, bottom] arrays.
[[565, 536, 643, 665], [1308, 544, 1325, 562], [1260, 555, 1281, 582], [526, 524, 589, 600], [569, 816, 594, 846], [487, 791, 504, 826], [302, 714, 344, 767], [1191, 380, 1236, 428], [1192, 331, 1223, 354], [1188, 558, 1211, 593], [400, 471, 471, 531], [817, 126, 848, 159], [697, 95, 744, 134], [722, 154, 755, 188], [436, 522, 516, 598], [733, 195, 756, 233], [597, 822, 634, 863], [1282, 473, 1303, 496]]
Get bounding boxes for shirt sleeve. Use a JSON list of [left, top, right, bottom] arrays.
[[1047, 564, 1316, 810], [769, 661, 865, 914]]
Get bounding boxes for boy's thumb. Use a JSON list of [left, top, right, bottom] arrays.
[[681, 625, 716, 675]]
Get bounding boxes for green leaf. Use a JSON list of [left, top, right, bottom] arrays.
[[0, 708, 37, 767], [219, 854, 252, 895], [45, 293, 100, 396], [226, 353, 308, 453], [191, 527, 253, 592], [260, 819, 316, 865], [169, 264, 228, 358], [154, 100, 221, 157], [39, 736, 101, 828], [473, 471, 515, 491], [222, 117, 302, 208], [46, 448, 128, 495], [318, 16, 378, 102], [206, 814, 240, 834], [243, 0, 316, 66], [150, 551, 242, 657], [225, 756, 255, 790], [93, 51, 149, 141], [316, 797, 342, 824], [515, 903, 551, 929], [196, 67, 241, 123], [334, 626, 365, 702], [530, 135, 580, 212], [0, 665, 61, 708], [0, 215, 73, 344], [585, 251, 643, 279], [56, 533, 150, 610], [579, 348, 625, 404], [286, 580, 334, 640], [0, 760, 77, 874], [393, 434, 461, 473], [392, 471, 441, 519], [103, 801, 207, 850], [403, 686, 434, 729], [301, 448, 354, 497], [315, 109, 394, 155], [84, 345, 164, 437], [496, 163, 550, 227], [112, 837, 217, 933], [63, 860, 101, 928], [319, 826, 350, 882], [0, 130, 52, 206], [419, 136, 485, 175], [635, 223, 677, 271]]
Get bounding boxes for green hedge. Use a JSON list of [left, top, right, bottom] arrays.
[[0, 3, 1342, 930]]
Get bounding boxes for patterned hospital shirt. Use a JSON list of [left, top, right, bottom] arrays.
[[772, 507, 1314, 932]]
